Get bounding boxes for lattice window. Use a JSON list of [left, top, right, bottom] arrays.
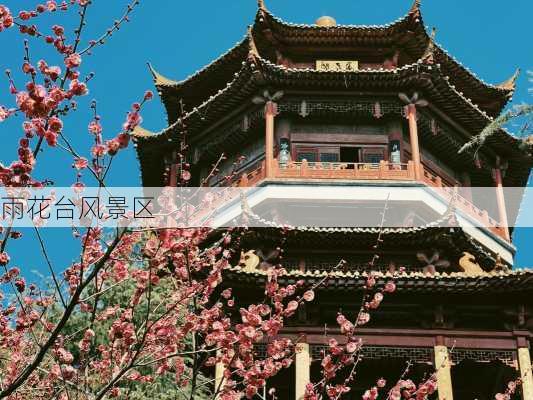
[[311, 345, 433, 364], [451, 349, 518, 369], [277, 100, 404, 117], [287, 256, 425, 273]]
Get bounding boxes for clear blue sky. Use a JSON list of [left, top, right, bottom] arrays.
[[0, 0, 531, 272]]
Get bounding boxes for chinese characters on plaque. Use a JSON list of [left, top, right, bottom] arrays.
[[316, 60, 359, 72]]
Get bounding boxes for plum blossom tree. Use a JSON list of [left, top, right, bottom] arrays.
[[0, 2, 524, 400]]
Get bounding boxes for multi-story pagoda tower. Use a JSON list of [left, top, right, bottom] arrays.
[[135, 1, 533, 399]]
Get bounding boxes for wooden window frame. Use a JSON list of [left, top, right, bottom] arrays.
[[361, 147, 387, 163], [293, 145, 340, 163]]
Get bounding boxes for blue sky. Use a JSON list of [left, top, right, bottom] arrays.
[[0, 0, 532, 272]]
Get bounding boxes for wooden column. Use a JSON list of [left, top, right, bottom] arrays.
[[492, 165, 510, 241], [434, 339, 453, 400], [168, 151, 178, 187], [295, 341, 311, 400], [265, 101, 277, 179], [517, 338, 533, 400], [406, 104, 422, 181], [169, 164, 178, 187]]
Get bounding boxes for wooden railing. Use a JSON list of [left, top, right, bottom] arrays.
[[421, 168, 507, 239], [224, 159, 508, 241], [235, 161, 267, 188], [273, 160, 414, 181]]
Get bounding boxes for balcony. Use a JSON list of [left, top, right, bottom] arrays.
[[229, 159, 508, 241]]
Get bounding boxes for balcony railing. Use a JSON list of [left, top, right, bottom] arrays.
[[274, 160, 413, 181], [223, 159, 508, 241], [236, 160, 413, 186]]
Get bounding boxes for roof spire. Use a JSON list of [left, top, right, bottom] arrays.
[[421, 27, 436, 64], [257, 0, 266, 11], [409, 0, 422, 16], [497, 68, 520, 91], [147, 62, 178, 86]]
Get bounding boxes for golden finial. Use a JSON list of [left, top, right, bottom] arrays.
[[497, 68, 520, 91], [257, 0, 266, 11], [315, 16, 337, 27]]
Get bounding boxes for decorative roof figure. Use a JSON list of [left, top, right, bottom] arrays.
[[409, 0, 422, 17]]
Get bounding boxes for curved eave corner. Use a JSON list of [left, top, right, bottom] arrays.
[[496, 68, 520, 92], [131, 125, 156, 139], [430, 44, 518, 117], [149, 38, 249, 94], [147, 63, 179, 88]]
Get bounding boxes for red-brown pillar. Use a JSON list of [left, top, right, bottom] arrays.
[[168, 152, 178, 187], [492, 164, 510, 241], [406, 104, 422, 180], [265, 101, 277, 179]]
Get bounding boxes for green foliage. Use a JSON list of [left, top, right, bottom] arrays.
[[459, 104, 533, 155], [49, 273, 212, 400], [125, 367, 212, 400]]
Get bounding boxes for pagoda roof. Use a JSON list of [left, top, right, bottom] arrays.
[[149, 39, 250, 125], [236, 218, 506, 270], [152, 0, 516, 122], [225, 267, 533, 294], [135, 57, 532, 188]]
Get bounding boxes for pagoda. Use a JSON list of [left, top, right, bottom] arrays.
[[135, 1, 533, 399]]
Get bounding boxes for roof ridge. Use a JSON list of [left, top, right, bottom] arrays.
[[433, 39, 516, 94], [420, 27, 437, 64], [153, 35, 249, 90], [228, 266, 533, 279], [143, 60, 256, 140], [247, 26, 260, 62], [256, 1, 419, 30]]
